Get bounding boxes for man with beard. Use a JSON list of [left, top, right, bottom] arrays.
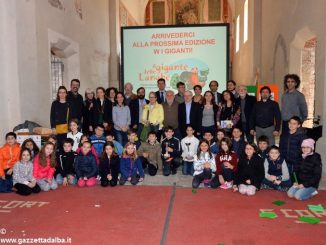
[[163, 90, 180, 139], [249, 86, 281, 145], [67, 79, 84, 124], [129, 87, 149, 136]]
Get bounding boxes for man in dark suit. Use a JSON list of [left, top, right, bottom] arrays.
[[209, 80, 222, 105], [129, 87, 149, 136], [235, 85, 256, 143], [155, 78, 167, 104], [178, 91, 200, 137]]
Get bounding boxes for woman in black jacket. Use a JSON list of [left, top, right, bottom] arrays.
[[287, 138, 322, 200], [216, 90, 240, 136], [50, 86, 71, 146], [99, 142, 120, 187], [92, 87, 113, 132], [233, 142, 264, 196], [82, 88, 96, 135]]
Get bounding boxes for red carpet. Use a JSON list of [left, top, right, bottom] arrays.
[[0, 186, 325, 245]]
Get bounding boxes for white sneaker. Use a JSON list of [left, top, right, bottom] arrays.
[[226, 181, 233, 189], [311, 190, 319, 196]]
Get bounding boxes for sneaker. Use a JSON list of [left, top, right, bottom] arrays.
[[203, 179, 210, 187], [311, 190, 319, 196], [225, 181, 233, 189], [220, 182, 228, 189]]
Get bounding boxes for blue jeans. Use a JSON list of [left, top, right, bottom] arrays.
[[287, 185, 316, 200], [114, 129, 128, 147], [182, 161, 194, 176], [56, 174, 77, 185]]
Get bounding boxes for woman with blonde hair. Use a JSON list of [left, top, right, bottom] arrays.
[[142, 91, 164, 140]]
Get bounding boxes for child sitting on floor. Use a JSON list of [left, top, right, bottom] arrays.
[[99, 142, 120, 187], [233, 143, 264, 196], [261, 145, 292, 191], [120, 142, 144, 185], [13, 148, 41, 196], [211, 137, 238, 189], [192, 139, 216, 189], [137, 131, 162, 176], [0, 132, 21, 193], [33, 142, 58, 192], [56, 139, 78, 186], [287, 139, 322, 200], [74, 141, 98, 187]]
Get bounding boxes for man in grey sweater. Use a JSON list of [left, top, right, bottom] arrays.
[[163, 90, 180, 139], [281, 74, 307, 135]]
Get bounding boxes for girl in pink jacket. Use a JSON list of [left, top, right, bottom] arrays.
[[33, 142, 58, 191]]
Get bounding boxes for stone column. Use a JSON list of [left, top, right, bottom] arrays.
[[0, 0, 22, 139], [109, 0, 121, 89]]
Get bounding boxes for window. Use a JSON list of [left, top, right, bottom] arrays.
[[236, 15, 240, 52], [152, 1, 166, 24], [51, 54, 64, 101], [208, 0, 222, 22], [300, 37, 316, 128], [243, 0, 248, 43]]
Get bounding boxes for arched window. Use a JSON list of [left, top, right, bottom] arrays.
[[50, 53, 64, 101]]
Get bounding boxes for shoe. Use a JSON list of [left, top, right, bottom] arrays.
[[311, 190, 319, 196], [225, 181, 233, 189], [261, 183, 273, 190], [203, 179, 210, 187], [220, 182, 228, 189]]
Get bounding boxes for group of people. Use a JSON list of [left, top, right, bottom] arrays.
[[0, 75, 322, 201]]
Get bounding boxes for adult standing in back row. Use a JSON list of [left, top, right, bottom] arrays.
[[249, 86, 281, 145], [155, 78, 167, 104], [281, 74, 307, 135], [235, 85, 256, 143], [67, 79, 84, 124]]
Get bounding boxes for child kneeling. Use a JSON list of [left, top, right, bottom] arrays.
[[192, 139, 216, 188], [262, 146, 292, 191], [74, 141, 98, 187], [120, 142, 144, 185], [287, 139, 322, 200], [56, 139, 77, 186]]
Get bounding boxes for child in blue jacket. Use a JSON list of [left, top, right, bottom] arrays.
[[89, 125, 106, 156], [119, 142, 144, 185], [74, 141, 98, 187]]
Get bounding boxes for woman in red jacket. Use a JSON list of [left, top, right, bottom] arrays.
[[211, 137, 238, 189], [33, 142, 58, 191]]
